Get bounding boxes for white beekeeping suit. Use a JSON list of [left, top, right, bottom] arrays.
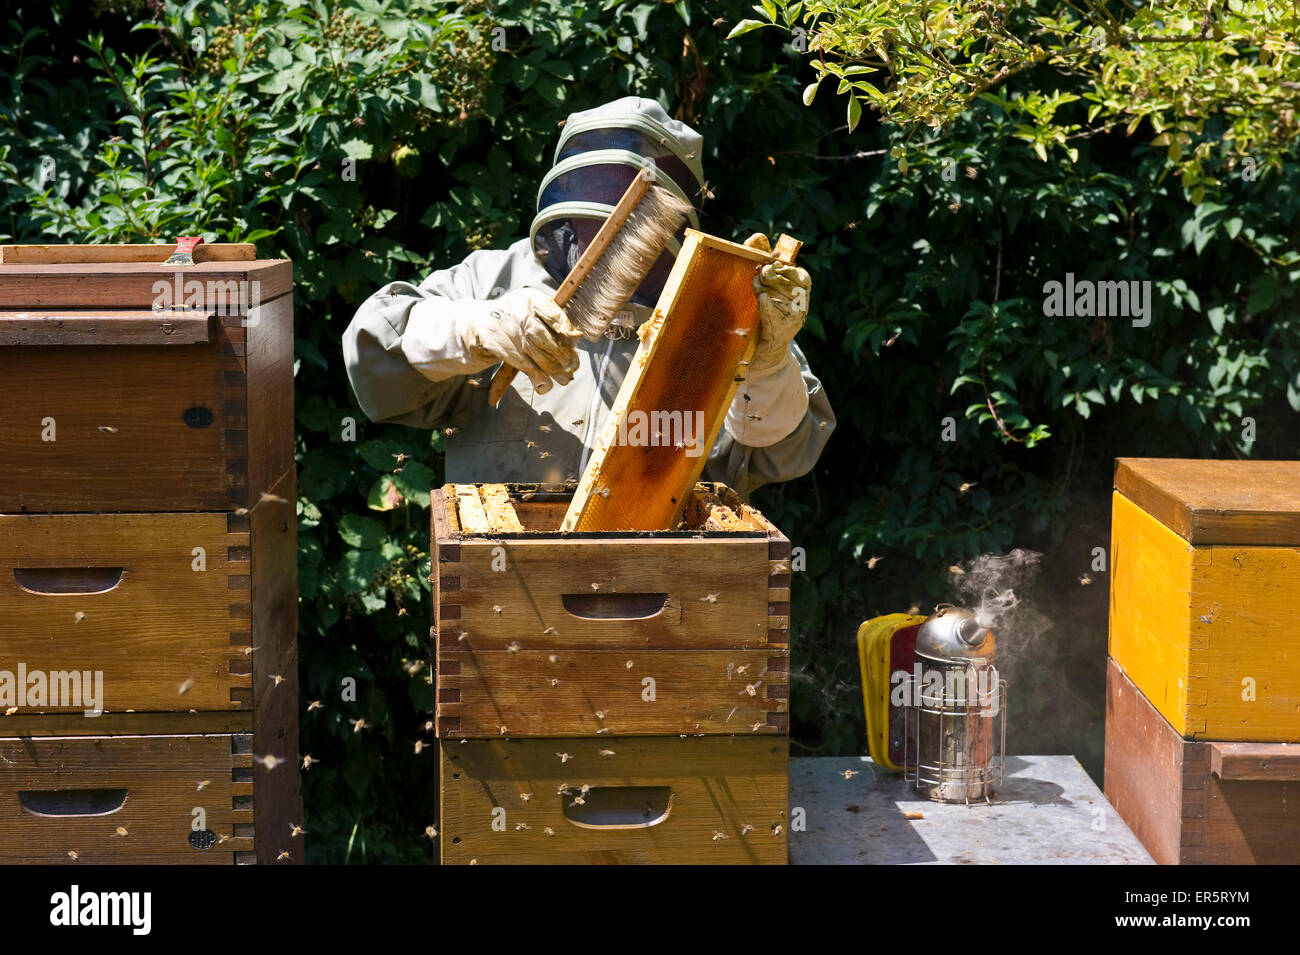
[[343, 97, 834, 498]]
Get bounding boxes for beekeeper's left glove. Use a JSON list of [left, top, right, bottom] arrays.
[[742, 233, 810, 371]]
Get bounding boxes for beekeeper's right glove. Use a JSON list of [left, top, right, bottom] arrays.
[[402, 287, 581, 394]]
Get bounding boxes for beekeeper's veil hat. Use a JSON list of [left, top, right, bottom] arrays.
[[530, 97, 704, 307]]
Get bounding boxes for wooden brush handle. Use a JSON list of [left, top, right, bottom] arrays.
[[488, 170, 656, 407]]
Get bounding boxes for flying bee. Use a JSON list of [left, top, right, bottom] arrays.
[[116, 826, 129, 837], [413, 740, 425, 755], [178, 678, 196, 695], [393, 452, 410, 464], [307, 700, 323, 712], [467, 377, 483, 388], [538, 425, 552, 433], [197, 779, 211, 791], [843, 769, 859, 780], [556, 752, 572, 763], [277, 850, 291, 861], [350, 718, 367, 733], [949, 565, 966, 576], [959, 481, 978, 494], [1078, 574, 1093, 586], [697, 180, 716, 201], [520, 793, 532, 803], [599, 749, 615, 758], [866, 556, 882, 569], [269, 674, 284, 686], [259, 491, 288, 504], [712, 831, 729, 841], [700, 593, 719, 603], [98, 425, 118, 433], [259, 755, 286, 771], [506, 642, 521, 653], [67, 850, 79, 860], [290, 824, 306, 837], [885, 331, 901, 347], [424, 825, 438, 840]]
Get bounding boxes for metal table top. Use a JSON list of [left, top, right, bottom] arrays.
[[790, 755, 1153, 865]]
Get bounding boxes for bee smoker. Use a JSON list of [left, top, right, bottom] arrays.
[[903, 605, 1007, 803]]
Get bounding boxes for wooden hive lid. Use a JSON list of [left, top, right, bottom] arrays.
[[1114, 457, 1300, 545], [0, 242, 292, 309]]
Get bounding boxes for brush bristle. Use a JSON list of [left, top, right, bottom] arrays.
[[564, 185, 693, 339]]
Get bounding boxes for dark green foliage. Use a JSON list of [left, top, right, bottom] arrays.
[[1, 0, 1296, 861]]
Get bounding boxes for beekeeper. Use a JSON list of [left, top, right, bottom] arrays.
[[343, 97, 834, 498]]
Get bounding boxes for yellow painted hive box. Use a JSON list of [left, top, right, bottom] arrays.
[[1109, 458, 1300, 741]]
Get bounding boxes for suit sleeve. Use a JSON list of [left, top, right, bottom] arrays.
[[341, 251, 512, 429], [702, 341, 836, 499]]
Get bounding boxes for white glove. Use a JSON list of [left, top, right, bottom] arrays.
[[742, 233, 811, 372], [454, 288, 581, 394]]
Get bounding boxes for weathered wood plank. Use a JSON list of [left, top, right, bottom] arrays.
[[480, 483, 524, 533], [0, 512, 251, 713], [1210, 741, 1300, 781], [453, 485, 491, 535], [0, 734, 250, 863], [0, 243, 257, 264], [0, 310, 213, 345], [1105, 658, 1300, 864], [438, 537, 772, 651], [1114, 457, 1300, 546], [440, 735, 788, 864], [437, 648, 788, 737]]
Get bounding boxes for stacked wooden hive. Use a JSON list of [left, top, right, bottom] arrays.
[[0, 243, 301, 864], [432, 482, 791, 864], [1105, 458, 1300, 864]]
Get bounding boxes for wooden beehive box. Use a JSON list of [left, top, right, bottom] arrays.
[[440, 736, 788, 865], [1105, 658, 1299, 864], [0, 242, 300, 864], [1109, 458, 1300, 741], [432, 483, 791, 739]]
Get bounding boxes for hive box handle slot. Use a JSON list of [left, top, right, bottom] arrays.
[[561, 786, 672, 829], [19, 788, 129, 817], [560, 593, 668, 620], [13, 567, 125, 596]]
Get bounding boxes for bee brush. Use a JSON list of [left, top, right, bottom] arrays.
[[487, 168, 692, 407]]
